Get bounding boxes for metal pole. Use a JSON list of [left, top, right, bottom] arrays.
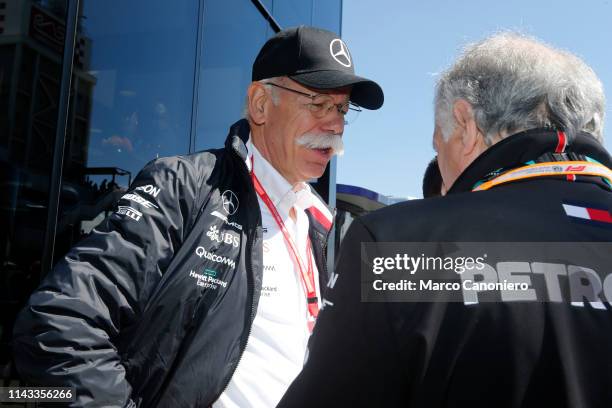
[[188, 0, 205, 154], [250, 0, 282, 33], [40, 0, 80, 279]]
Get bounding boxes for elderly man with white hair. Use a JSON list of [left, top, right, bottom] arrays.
[[278, 33, 612, 407]]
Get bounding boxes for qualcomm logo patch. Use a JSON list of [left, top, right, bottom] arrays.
[[222, 190, 239, 215], [206, 225, 240, 248], [195, 246, 236, 269], [329, 38, 351, 68]]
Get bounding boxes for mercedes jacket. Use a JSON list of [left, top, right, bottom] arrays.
[[278, 128, 612, 407], [13, 119, 333, 407]]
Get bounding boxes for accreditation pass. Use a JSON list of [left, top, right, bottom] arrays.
[[0, 387, 75, 402]]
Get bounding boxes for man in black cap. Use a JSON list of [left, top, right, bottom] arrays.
[[13, 26, 383, 407]]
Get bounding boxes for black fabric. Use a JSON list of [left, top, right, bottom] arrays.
[[278, 129, 612, 407], [12, 119, 332, 407], [422, 156, 443, 198], [289, 70, 384, 110], [252, 25, 383, 110]]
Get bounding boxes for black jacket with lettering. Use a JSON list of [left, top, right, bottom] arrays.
[[278, 128, 612, 407], [12, 119, 332, 407]]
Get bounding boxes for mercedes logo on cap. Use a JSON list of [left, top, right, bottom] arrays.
[[329, 38, 352, 68], [221, 190, 239, 215]]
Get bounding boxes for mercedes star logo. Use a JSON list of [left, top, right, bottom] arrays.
[[329, 38, 352, 68], [221, 190, 239, 215]]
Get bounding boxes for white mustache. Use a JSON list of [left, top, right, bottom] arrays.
[[295, 133, 345, 156]]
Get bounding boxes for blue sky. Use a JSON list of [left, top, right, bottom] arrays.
[[338, 0, 612, 199]]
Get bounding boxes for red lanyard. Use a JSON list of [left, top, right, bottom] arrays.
[[250, 157, 319, 327]]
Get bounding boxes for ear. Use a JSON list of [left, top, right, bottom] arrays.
[[247, 82, 270, 125], [452, 99, 482, 156]]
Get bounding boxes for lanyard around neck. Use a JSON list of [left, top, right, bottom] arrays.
[[472, 161, 612, 192], [250, 156, 319, 327]]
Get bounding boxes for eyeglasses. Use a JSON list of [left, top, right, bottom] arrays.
[[265, 82, 361, 125]]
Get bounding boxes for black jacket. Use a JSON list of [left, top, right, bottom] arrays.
[[278, 128, 612, 407], [13, 119, 332, 407]]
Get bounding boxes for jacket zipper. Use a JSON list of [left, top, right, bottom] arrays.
[[212, 225, 260, 402], [322, 209, 336, 284], [212, 138, 261, 403]]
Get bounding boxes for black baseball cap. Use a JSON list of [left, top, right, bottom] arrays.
[[252, 26, 384, 110]]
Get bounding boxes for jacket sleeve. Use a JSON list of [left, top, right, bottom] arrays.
[[12, 157, 200, 407], [277, 218, 407, 407]]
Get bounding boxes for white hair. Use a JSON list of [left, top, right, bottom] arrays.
[[242, 77, 282, 119], [434, 32, 605, 144], [296, 132, 345, 156]]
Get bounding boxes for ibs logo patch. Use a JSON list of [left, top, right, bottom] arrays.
[[206, 225, 240, 248]]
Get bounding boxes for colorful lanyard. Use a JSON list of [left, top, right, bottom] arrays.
[[250, 157, 319, 329], [472, 161, 612, 192]]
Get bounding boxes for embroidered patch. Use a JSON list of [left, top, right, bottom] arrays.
[[562, 203, 612, 224]]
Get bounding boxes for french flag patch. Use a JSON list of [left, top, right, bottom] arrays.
[[563, 203, 612, 224]]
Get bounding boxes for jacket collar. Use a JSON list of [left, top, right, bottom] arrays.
[[449, 128, 612, 194], [225, 119, 251, 162]]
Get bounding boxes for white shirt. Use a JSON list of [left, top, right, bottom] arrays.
[[214, 138, 324, 408]]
